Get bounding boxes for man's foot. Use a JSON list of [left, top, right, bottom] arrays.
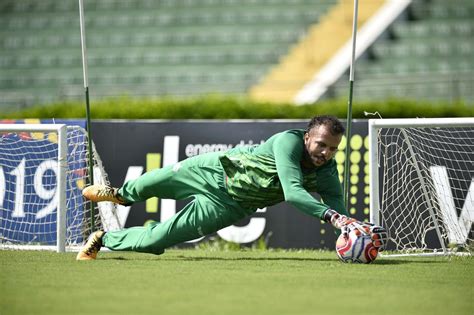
[[82, 185, 126, 205], [76, 231, 105, 261]]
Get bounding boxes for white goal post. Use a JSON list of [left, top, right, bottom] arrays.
[[369, 118, 473, 256], [0, 124, 120, 252]]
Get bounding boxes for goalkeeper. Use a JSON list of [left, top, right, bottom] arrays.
[[77, 115, 368, 260]]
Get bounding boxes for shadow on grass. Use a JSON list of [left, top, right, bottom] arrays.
[[100, 254, 421, 265], [101, 256, 129, 261], [100, 255, 334, 262], [176, 256, 424, 265], [375, 258, 451, 265], [174, 256, 336, 262], [373, 259, 418, 265]]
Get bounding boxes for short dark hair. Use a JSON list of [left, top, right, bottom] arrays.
[[306, 115, 345, 135]]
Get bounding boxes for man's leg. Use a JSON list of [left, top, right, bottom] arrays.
[[78, 152, 253, 259], [87, 152, 227, 204], [102, 194, 250, 255]]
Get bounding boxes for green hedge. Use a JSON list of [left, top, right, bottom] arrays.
[[4, 95, 473, 119]]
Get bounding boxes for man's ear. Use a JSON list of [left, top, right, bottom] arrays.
[[304, 131, 310, 142]]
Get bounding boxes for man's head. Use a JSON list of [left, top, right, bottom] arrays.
[[303, 115, 345, 167]]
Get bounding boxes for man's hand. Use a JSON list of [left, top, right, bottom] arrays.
[[331, 214, 357, 229], [323, 209, 358, 229], [347, 221, 388, 251], [363, 223, 388, 251], [324, 209, 388, 251]]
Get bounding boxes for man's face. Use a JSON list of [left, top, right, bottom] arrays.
[[303, 124, 342, 167]]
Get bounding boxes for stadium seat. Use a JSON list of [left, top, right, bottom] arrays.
[[326, 0, 474, 102], [0, 0, 339, 108]]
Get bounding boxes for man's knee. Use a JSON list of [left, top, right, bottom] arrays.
[[129, 222, 166, 255], [135, 244, 165, 255]]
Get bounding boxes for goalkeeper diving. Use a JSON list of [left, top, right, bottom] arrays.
[[77, 115, 386, 260]]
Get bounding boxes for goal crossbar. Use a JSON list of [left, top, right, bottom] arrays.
[[369, 118, 474, 129]]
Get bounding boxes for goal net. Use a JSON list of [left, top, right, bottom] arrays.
[[0, 124, 120, 252], [369, 118, 473, 256]]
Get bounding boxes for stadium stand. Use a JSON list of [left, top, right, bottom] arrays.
[[250, 0, 385, 103], [0, 0, 337, 110], [1, 0, 472, 110], [325, 0, 474, 102]]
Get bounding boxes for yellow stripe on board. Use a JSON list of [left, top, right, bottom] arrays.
[[24, 118, 44, 140], [24, 118, 41, 124], [249, 0, 385, 103], [146, 153, 161, 213]]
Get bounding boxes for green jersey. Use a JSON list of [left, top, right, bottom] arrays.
[[219, 129, 347, 219]]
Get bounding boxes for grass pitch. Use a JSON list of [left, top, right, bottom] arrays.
[[1, 249, 472, 315]]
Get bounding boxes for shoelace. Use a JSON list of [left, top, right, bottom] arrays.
[[96, 186, 115, 198], [84, 235, 102, 255]]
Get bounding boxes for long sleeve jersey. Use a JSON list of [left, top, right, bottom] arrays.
[[218, 129, 348, 219]]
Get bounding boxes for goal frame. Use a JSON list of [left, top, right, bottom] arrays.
[[369, 117, 474, 257], [1, 124, 68, 252]]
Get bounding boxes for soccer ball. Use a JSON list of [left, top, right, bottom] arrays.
[[335, 227, 379, 264]]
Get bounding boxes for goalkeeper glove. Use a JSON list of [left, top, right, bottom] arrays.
[[323, 209, 357, 229], [361, 222, 388, 251], [323, 209, 388, 251]]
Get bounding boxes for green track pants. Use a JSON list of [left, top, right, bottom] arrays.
[[102, 152, 255, 255]]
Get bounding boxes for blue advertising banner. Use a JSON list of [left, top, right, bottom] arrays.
[[0, 119, 86, 245]]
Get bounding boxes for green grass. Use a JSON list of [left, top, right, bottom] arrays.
[[1, 249, 473, 315]]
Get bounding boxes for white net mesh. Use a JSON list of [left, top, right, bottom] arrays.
[[0, 125, 120, 249], [377, 124, 473, 254]]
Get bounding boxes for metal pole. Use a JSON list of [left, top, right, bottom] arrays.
[[344, 0, 359, 211], [57, 125, 67, 252], [78, 0, 95, 232]]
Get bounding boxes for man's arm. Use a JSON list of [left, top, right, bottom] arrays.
[[272, 131, 337, 219], [315, 162, 349, 218]]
